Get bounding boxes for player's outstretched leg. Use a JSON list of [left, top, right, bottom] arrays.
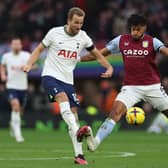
[[77, 125, 98, 152], [60, 102, 88, 164], [77, 118, 116, 152], [69, 127, 88, 165]]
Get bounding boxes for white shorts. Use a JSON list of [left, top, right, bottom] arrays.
[[116, 83, 168, 111]]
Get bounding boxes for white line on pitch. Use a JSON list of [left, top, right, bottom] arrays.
[[0, 152, 136, 161]]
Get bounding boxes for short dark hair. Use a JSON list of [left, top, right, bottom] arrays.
[[10, 36, 22, 41], [128, 14, 147, 28], [68, 7, 85, 20]]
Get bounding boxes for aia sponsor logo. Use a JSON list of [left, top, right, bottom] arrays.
[[58, 50, 77, 59]]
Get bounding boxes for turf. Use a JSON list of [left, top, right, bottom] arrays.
[[0, 129, 167, 168]]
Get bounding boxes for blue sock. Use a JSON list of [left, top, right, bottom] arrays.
[[95, 118, 116, 144]]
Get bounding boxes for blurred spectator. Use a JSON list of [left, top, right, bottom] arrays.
[[95, 9, 113, 40], [113, 13, 127, 36], [99, 80, 118, 113], [1, 0, 168, 46], [81, 80, 100, 107]]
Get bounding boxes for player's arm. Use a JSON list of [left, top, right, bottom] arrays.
[[0, 55, 7, 81], [0, 64, 7, 82], [153, 38, 168, 56], [22, 43, 45, 72], [81, 35, 120, 62], [89, 47, 113, 78], [159, 47, 168, 56], [80, 47, 111, 62]]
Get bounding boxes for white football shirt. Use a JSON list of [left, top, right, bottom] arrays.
[[42, 26, 93, 84], [1, 51, 30, 90]]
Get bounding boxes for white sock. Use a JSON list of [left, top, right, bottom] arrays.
[[59, 102, 79, 133], [60, 102, 82, 156], [11, 111, 22, 137], [95, 118, 116, 146], [69, 128, 83, 156], [73, 112, 80, 127], [11, 111, 21, 124]]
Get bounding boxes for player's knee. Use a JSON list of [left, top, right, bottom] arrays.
[[55, 92, 69, 102], [59, 102, 78, 132], [109, 109, 122, 122], [109, 101, 127, 122], [59, 101, 71, 114], [109, 107, 120, 121], [60, 102, 74, 123], [11, 99, 21, 112]]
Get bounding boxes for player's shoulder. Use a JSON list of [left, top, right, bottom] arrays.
[[79, 29, 87, 35], [144, 34, 153, 38], [121, 34, 131, 39], [78, 29, 91, 39], [119, 34, 131, 43], [48, 26, 64, 34], [2, 51, 12, 57], [144, 34, 153, 40], [20, 51, 31, 56]]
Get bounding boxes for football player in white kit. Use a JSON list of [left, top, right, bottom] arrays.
[[0, 38, 30, 143], [23, 7, 113, 165]]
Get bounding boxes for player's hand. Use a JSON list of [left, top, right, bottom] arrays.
[[101, 66, 113, 78], [21, 64, 32, 73]]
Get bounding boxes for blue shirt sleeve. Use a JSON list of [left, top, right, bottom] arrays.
[[153, 37, 165, 52], [106, 35, 121, 54]]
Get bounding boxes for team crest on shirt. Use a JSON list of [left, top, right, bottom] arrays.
[[142, 41, 148, 48], [76, 42, 80, 49]]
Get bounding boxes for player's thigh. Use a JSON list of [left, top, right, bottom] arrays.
[[18, 90, 27, 108], [41, 76, 79, 107], [7, 89, 21, 107], [10, 98, 20, 108], [64, 84, 80, 108], [41, 76, 69, 102], [145, 86, 168, 111], [116, 86, 143, 110]]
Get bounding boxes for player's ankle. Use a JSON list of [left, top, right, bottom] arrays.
[[94, 137, 100, 149]]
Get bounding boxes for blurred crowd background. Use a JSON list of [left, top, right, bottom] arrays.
[[1, 0, 168, 129], [1, 0, 168, 50]]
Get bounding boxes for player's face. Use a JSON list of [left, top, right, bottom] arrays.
[[67, 14, 84, 35], [130, 25, 147, 40], [11, 39, 22, 53]]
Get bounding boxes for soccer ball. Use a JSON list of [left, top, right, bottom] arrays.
[[125, 107, 145, 125]]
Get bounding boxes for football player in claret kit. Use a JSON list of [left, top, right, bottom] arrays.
[[0, 38, 31, 143], [77, 14, 168, 152], [23, 7, 113, 165]]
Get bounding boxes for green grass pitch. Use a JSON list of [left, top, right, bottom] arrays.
[[0, 129, 167, 168]]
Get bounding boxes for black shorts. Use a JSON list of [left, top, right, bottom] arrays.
[[41, 76, 80, 108]]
